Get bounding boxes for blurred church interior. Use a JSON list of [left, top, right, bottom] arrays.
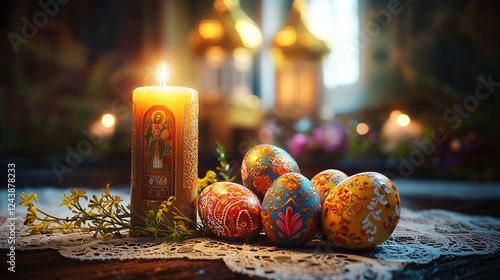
[[1, 0, 499, 185]]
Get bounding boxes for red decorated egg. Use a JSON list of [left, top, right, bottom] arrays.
[[322, 172, 401, 249], [198, 182, 262, 239], [242, 144, 300, 200]]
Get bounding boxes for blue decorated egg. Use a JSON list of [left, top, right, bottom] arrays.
[[261, 173, 321, 247], [242, 144, 300, 200]]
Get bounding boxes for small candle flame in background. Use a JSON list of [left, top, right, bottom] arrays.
[[396, 114, 411, 127], [101, 113, 116, 128], [389, 110, 411, 127], [159, 61, 168, 86], [87, 113, 116, 139], [380, 110, 422, 152], [389, 110, 402, 121]]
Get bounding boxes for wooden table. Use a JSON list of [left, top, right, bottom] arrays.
[[3, 248, 498, 280]]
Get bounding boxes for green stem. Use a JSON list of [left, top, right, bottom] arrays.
[[34, 207, 70, 222]]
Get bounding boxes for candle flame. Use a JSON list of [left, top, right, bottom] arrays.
[[160, 61, 167, 86]]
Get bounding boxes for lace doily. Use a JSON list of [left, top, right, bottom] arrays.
[[1, 207, 499, 280]]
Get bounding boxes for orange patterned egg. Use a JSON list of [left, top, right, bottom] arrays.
[[322, 172, 401, 249], [198, 182, 262, 240], [311, 169, 348, 205], [242, 144, 300, 200]]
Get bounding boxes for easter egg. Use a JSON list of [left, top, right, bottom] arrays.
[[261, 173, 321, 247], [311, 169, 348, 205], [311, 169, 348, 237], [322, 172, 401, 249], [198, 182, 262, 240], [242, 144, 300, 200]]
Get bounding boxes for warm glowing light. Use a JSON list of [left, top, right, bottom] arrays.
[[159, 62, 168, 86], [278, 70, 295, 107], [308, 0, 328, 40], [293, 0, 306, 11], [101, 114, 115, 128], [356, 123, 369, 135], [199, 19, 223, 40], [390, 110, 402, 121], [270, 47, 284, 64], [233, 47, 252, 72], [206, 46, 226, 68], [222, 0, 238, 7], [396, 114, 411, 127], [235, 20, 262, 49], [450, 139, 461, 152], [275, 26, 297, 47], [390, 110, 411, 127]]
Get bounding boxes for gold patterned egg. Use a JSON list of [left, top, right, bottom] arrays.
[[311, 169, 348, 237], [242, 144, 300, 200], [311, 169, 348, 205], [322, 172, 401, 249]]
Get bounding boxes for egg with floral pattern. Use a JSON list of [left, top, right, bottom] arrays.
[[311, 169, 348, 205], [322, 172, 401, 249], [198, 182, 262, 240], [261, 173, 321, 247], [311, 169, 348, 237], [242, 144, 300, 200]]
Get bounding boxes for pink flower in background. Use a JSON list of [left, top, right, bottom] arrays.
[[276, 206, 302, 237], [287, 133, 309, 157], [312, 124, 344, 152]]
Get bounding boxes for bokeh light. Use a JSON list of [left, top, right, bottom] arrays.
[[356, 123, 369, 135], [275, 26, 297, 47], [396, 114, 410, 127], [450, 139, 462, 152], [235, 20, 262, 49], [390, 110, 402, 121], [101, 114, 116, 128], [199, 19, 223, 39]]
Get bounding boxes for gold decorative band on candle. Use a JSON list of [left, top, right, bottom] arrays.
[[131, 86, 198, 229]]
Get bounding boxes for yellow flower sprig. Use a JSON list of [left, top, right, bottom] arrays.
[[197, 170, 217, 193], [18, 142, 234, 241], [136, 196, 211, 242], [19, 184, 210, 241]]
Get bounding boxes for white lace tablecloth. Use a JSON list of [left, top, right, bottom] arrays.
[[1, 207, 500, 280]]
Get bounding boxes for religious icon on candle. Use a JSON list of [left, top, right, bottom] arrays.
[[143, 106, 175, 199], [130, 62, 199, 230]]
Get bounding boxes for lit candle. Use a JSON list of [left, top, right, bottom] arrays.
[[131, 62, 199, 229]]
